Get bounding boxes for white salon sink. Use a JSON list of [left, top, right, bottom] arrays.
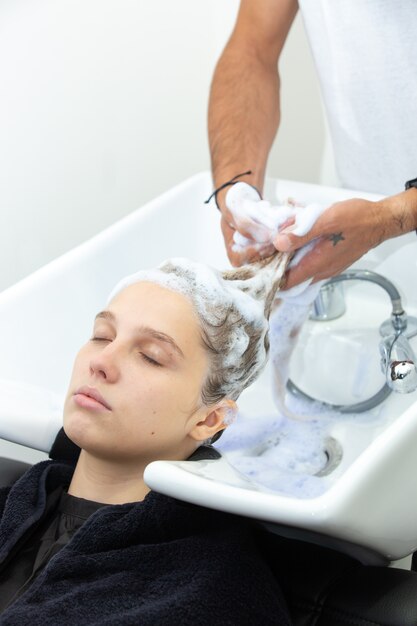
[[0, 172, 416, 563], [144, 179, 417, 564]]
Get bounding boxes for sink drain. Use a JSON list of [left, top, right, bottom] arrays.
[[246, 433, 343, 478], [314, 436, 343, 477]]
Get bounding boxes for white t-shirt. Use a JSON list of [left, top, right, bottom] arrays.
[[298, 0, 417, 195]]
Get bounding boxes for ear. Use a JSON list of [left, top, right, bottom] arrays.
[[189, 399, 237, 443]]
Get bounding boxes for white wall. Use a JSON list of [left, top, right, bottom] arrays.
[[0, 1, 329, 464], [0, 0, 327, 293]]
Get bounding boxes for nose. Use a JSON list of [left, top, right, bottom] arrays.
[[89, 342, 120, 382]]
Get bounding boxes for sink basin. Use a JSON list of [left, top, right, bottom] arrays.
[[0, 172, 416, 563], [144, 181, 417, 563]]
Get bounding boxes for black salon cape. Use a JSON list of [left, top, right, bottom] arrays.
[[0, 460, 291, 625]]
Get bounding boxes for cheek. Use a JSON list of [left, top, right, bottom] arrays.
[[63, 348, 91, 408], [124, 373, 174, 415], [69, 346, 90, 379], [161, 369, 204, 416], [120, 372, 188, 432]]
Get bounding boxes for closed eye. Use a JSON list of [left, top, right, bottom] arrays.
[[91, 336, 112, 342], [141, 353, 163, 367]]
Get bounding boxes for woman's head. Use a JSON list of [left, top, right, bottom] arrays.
[[108, 255, 289, 405], [63, 254, 288, 463]]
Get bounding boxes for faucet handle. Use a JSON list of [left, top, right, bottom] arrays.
[[389, 360, 417, 393], [380, 334, 417, 393]]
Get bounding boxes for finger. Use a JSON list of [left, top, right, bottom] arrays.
[[221, 218, 275, 266], [229, 220, 276, 260], [281, 238, 332, 288], [220, 206, 265, 242], [274, 228, 317, 253], [227, 196, 279, 242], [229, 238, 276, 266], [221, 218, 254, 266], [220, 205, 236, 230], [278, 216, 296, 232], [283, 241, 354, 288], [274, 207, 332, 252], [236, 242, 276, 264]]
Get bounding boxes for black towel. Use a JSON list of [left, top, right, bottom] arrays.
[[0, 460, 291, 625]]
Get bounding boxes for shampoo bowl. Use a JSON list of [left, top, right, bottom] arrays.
[[1, 172, 417, 564]]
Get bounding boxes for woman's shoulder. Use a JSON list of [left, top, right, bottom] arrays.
[[0, 459, 75, 520]]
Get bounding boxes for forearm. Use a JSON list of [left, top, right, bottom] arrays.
[[378, 187, 417, 240], [208, 41, 281, 207]]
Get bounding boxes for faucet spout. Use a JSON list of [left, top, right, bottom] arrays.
[[380, 334, 417, 393], [288, 268, 417, 413]]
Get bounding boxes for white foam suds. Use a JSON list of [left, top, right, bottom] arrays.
[[290, 202, 326, 236], [215, 396, 332, 499], [109, 258, 264, 326], [216, 393, 386, 499], [226, 183, 328, 253]]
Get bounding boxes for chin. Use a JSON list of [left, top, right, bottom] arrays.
[[63, 420, 88, 451], [63, 409, 101, 450], [63, 414, 125, 461], [63, 424, 109, 460]]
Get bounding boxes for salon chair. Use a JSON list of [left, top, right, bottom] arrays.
[[1, 430, 417, 626]]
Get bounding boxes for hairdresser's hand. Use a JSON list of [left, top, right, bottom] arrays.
[[274, 197, 388, 289], [218, 182, 276, 267]]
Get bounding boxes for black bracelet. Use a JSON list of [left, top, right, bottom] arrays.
[[404, 177, 417, 235], [405, 177, 417, 191], [204, 170, 262, 211]]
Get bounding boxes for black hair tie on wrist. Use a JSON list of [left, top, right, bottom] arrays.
[[204, 170, 262, 211], [404, 177, 417, 235]]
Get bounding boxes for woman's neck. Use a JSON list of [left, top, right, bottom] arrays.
[[67, 449, 151, 504]]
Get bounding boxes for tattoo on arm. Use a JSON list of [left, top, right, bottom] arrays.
[[328, 232, 345, 246]]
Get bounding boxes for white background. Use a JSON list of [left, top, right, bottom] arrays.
[[0, 0, 332, 293]]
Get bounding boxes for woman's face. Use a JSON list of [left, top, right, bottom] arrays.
[[63, 281, 215, 463]]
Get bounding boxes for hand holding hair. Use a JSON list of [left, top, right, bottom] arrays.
[[218, 181, 325, 268], [274, 193, 417, 289]]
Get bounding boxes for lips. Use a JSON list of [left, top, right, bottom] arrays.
[[73, 386, 112, 411]]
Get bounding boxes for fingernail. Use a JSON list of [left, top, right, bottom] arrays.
[[275, 234, 292, 252], [279, 224, 295, 235]]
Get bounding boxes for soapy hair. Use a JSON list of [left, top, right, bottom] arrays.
[[108, 253, 290, 411], [197, 253, 289, 405]]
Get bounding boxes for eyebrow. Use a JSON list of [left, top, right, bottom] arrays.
[[94, 310, 185, 358]]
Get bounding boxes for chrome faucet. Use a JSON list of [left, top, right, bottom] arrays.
[[380, 334, 417, 393], [287, 269, 417, 412], [322, 270, 417, 394]]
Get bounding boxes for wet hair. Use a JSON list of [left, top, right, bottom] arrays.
[[108, 252, 290, 443], [192, 253, 290, 443], [181, 254, 288, 403]]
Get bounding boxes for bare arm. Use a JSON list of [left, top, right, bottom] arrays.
[[208, 0, 299, 265]]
